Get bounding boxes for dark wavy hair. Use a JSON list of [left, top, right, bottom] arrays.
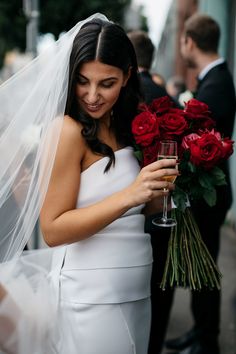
[[65, 18, 141, 171]]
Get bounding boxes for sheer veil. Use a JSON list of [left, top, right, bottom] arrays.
[[0, 13, 108, 262], [0, 13, 108, 353]]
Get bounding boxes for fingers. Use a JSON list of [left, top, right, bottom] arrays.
[[141, 159, 179, 182], [147, 159, 177, 172], [142, 167, 179, 182], [155, 168, 178, 180], [144, 161, 178, 177], [132, 158, 178, 205], [150, 180, 175, 192]]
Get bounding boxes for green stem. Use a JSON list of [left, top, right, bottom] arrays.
[[160, 207, 221, 290]]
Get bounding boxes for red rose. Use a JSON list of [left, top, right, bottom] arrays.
[[189, 133, 224, 169], [209, 129, 222, 141], [142, 142, 159, 166], [206, 130, 234, 159], [159, 109, 188, 139], [184, 98, 211, 119], [221, 137, 234, 159], [182, 133, 201, 149], [131, 111, 160, 147], [184, 98, 215, 131], [149, 96, 173, 115], [197, 116, 215, 130]]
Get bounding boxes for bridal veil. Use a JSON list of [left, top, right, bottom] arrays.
[[0, 13, 108, 353], [0, 12, 108, 262]]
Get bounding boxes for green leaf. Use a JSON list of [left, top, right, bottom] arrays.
[[187, 162, 196, 173], [172, 186, 188, 211], [203, 188, 217, 206], [198, 172, 213, 189], [210, 167, 227, 186], [189, 184, 205, 200], [134, 150, 143, 162], [176, 174, 192, 185]]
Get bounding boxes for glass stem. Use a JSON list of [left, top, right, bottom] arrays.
[[162, 191, 168, 221]]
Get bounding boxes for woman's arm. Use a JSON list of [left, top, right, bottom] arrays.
[[40, 116, 177, 246]]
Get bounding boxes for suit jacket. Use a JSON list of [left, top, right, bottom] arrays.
[[196, 62, 236, 138], [138, 71, 169, 104], [192, 62, 236, 248]]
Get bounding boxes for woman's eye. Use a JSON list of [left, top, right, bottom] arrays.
[[76, 75, 87, 85], [101, 82, 115, 88], [77, 79, 87, 85]]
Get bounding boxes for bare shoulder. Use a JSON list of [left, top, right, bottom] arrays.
[[51, 115, 86, 167], [60, 115, 85, 152], [62, 115, 83, 140]]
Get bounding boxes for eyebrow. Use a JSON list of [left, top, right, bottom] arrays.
[[78, 73, 119, 82]]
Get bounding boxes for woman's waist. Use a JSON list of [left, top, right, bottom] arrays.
[[60, 264, 152, 304], [63, 232, 152, 270]]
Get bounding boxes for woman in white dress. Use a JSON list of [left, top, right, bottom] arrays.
[[0, 14, 178, 354]]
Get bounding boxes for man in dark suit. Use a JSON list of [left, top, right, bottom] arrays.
[[165, 13, 236, 354], [128, 30, 176, 354], [127, 30, 169, 104]]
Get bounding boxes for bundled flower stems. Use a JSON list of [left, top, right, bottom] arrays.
[[160, 207, 221, 290]]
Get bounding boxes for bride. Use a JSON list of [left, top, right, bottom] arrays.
[[0, 14, 177, 354]]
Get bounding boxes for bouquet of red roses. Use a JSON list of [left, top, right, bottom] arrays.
[[132, 96, 234, 290]]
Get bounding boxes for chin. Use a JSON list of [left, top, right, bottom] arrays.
[[81, 107, 105, 120], [88, 111, 106, 119]]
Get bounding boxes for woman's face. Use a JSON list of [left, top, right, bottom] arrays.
[[75, 60, 129, 122]]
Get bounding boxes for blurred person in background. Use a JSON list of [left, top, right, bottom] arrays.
[[165, 13, 236, 354], [166, 75, 186, 106], [127, 30, 169, 104], [128, 29, 179, 354], [151, 72, 166, 88]]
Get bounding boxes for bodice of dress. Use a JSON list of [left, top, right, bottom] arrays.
[[56, 147, 153, 304]]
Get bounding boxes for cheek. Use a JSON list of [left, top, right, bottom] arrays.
[[75, 85, 83, 99], [104, 86, 123, 105], [101, 89, 120, 107]]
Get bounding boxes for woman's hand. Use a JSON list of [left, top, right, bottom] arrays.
[[126, 159, 178, 208]]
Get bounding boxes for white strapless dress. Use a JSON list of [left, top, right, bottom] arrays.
[[0, 147, 153, 354]]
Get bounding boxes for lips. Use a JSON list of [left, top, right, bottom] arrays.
[[84, 102, 103, 112]]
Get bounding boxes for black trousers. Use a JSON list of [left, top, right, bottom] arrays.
[[190, 192, 229, 348], [147, 183, 231, 353]]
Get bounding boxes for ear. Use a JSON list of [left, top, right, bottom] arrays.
[[186, 36, 195, 51], [122, 66, 132, 87]]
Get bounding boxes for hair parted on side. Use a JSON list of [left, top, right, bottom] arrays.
[[184, 13, 220, 53], [65, 18, 141, 172]]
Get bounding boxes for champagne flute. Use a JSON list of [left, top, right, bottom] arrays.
[[152, 140, 178, 227]]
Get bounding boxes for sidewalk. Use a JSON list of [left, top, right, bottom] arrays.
[[161, 225, 236, 354]]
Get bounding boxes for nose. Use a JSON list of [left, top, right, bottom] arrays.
[[86, 85, 100, 104]]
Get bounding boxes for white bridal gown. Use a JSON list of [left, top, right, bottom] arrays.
[[0, 147, 153, 354]]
